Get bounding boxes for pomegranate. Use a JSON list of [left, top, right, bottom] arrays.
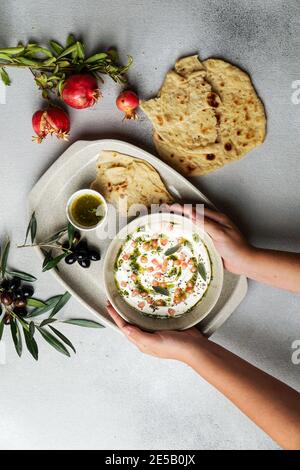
[[62, 74, 100, 109], [116, 90, 139, 120], [32, 106, 70, 143]]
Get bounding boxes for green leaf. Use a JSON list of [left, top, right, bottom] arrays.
[[49, 326, 76, 353], [153, 285, 169, 296], [39, 318, 57, 327], [1, 239, 10, 277], [7, 270, 37, 282], [57, 44, 77, 60], [29, 321, 35, 336], [26, 295, 62, 318], [66, 34, 76, 46], [198, 262, 207, 281], [16, 57, 42, 66], [44, 227, 67, 243], [27, 298, 46, 308], [0, 53, 13, 62], [0, 68, 11, 85], [76, 42, 85, 60], [85, 52, 107, 64], [43, 57, 56, 66], [0, 318, 4, 341], [42, 253, 66, 272], [10, 319, 22, 357], [49, 291, 71, 318], [164, 243, 181, 256], [63, 318, 104, 328], [37, 326, 70, 357], [42, 250, 53, 269], [49, 40, 64, 55], [24, 212, 36, 244], [23, 328, 38, 360], [25, 46, 53, 58], [30, 212, 37, 243], [67, 223, 75, 248], [0, 46, 25, 55]]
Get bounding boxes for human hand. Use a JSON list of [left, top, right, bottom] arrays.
[[107, 303, 205, 364], [203, 208, 253, 274], [165, 204, 253, 275]]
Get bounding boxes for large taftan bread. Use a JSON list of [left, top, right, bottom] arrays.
[[140, 55, 266, 176], [91, 150, 174, 214]]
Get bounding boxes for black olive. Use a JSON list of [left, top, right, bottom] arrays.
[[22, 285, 34, 298], [14, 307, 27, 317], [62, 242, 69, 250], [10, 277, 21, 291], [75, 240, 88, 252], [1, 279, 11, 291], [3, 313, 11, 324], [76, 250, 89, 261], [88, 250, 101, 261], [65, 253, 78, 265], [1, 292, 13, 306], [14, 288, 24, 300], [15, 298, 27, 308], [78, 258, 91, 269]]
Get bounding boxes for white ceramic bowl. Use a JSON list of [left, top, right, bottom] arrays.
[[66, 189, 107, 232], [104, 212, 224, 331]]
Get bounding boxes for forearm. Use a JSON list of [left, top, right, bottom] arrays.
[[186, 338, 300, 450], [241, 247, 300, 294]]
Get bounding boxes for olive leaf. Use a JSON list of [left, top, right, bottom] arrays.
[[42, 253, 67, 272], [164, 243, 181, 257], [0, 318, 4, 341], [39, 318, 57, 327], [7, 270, 37, 282], [24, 212, 37, 245], [49, 326, 76, 353], [23, 328, 38, 361], [153, 286, 169, 296], [26, 295, 63, 318], [67, 222, 75, 248], [29, 321, 35, 336], [198, 262, 207, 281], [49, 291, 71, 318], [27, 298, 47, 308], [1, 239, 10, 277], [63, 319, 104, 328], [36, 326, 70, 357], [0, 68, 10, 85], [10, 318, 22, 357]]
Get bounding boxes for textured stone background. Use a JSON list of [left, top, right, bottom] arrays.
[[0, 0, 299, 450]]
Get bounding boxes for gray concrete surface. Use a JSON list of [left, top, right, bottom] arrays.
[[0, 0, 299, 450]]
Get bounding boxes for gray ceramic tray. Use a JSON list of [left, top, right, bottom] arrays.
[[28, 139, 247, 336]]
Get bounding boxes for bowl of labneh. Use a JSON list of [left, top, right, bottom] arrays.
[[104, 212, 223, 331]]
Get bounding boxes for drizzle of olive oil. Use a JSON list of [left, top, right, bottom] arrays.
[[71, 194, 104, 227]]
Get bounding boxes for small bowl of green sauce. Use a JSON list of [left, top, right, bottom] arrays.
[[66, 189, 107, 231]]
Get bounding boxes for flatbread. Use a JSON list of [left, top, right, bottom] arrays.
[[203, 58, 266, 158], [141, 55, 266, 176], [141, 64, 221, 154], [90, 151, 174, 214]]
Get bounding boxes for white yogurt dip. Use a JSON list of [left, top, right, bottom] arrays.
[[114, 220, 212, 318]]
